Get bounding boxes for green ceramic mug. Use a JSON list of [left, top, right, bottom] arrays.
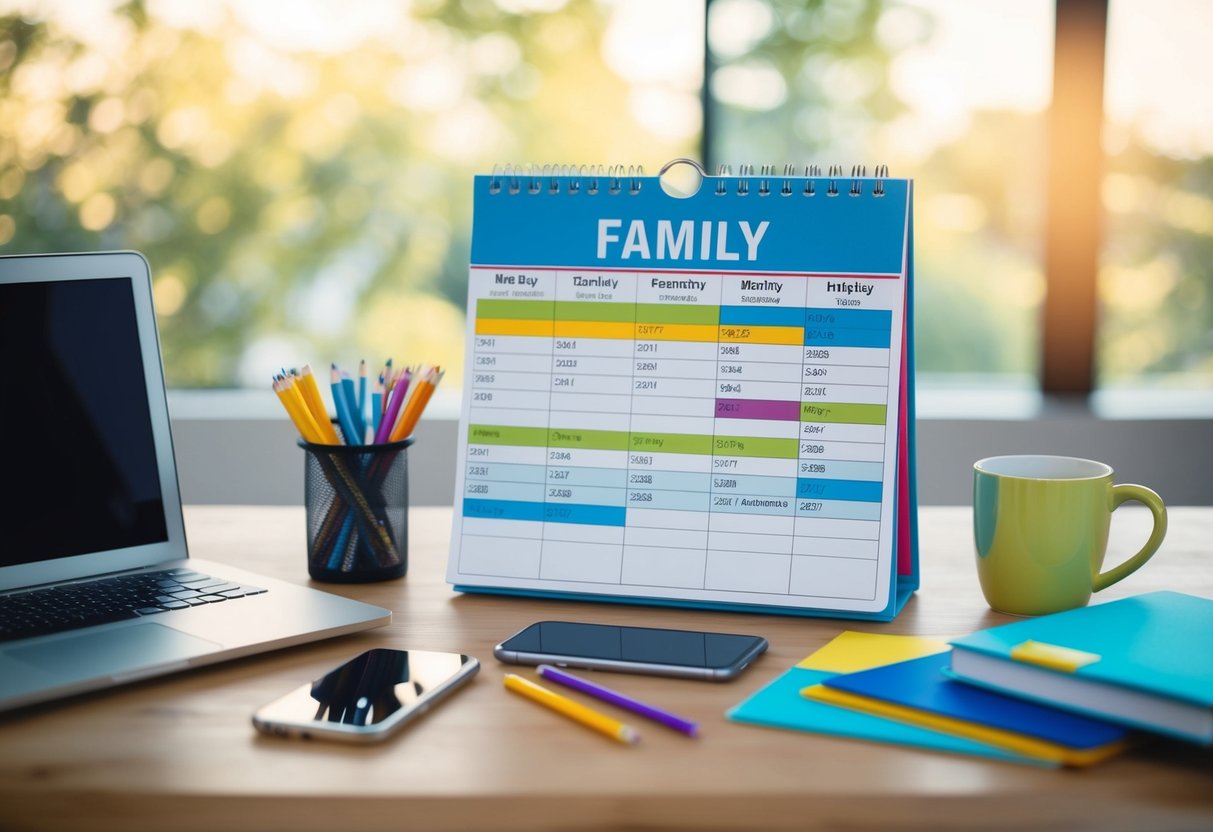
[[973, 455, 1167, 616]]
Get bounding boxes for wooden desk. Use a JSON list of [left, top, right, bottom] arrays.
[[2, 506, 1211, 831]]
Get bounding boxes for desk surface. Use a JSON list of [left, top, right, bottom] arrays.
[[2, 506, 1211, 832]]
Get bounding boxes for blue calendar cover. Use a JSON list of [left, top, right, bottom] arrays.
[[446, 163, 918, 621]]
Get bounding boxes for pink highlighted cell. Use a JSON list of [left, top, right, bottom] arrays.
[[715, 399, 800, 421]]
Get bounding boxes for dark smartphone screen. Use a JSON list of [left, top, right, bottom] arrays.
[[499, 622, 766, 669], [263, 649, 475, 727]]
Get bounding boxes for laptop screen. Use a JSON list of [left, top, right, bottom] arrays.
[[0, 276, 169, 567]]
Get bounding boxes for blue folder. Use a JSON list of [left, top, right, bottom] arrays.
[[821, 653, 1129, 749]]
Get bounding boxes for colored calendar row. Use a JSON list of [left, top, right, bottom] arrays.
[[469, 421, 887, 453], [466, 461, 885, 487], [474, 301, 891, 348], [466, 477, 880, 503], [477, 320, 889, 348], [477, 300, 890, 328], [463, 497, 881, 526]]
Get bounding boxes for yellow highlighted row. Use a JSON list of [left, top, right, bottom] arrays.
[[476, 317, 553, 337], [717, 325, 804, 346], [476, 318, 804, 345]]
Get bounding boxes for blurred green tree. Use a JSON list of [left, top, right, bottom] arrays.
[[0, 0, 698, 386]]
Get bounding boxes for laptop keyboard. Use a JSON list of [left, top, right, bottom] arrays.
[[0, 568, 266, 643]]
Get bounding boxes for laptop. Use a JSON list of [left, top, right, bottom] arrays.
[[0, 251, 391, 712]]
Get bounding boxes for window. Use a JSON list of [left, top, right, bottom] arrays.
[[1099, 0, 1213, 398], [0, 0, 702, 387], [3, 0, 1209, 408], [706, 0, 1053, 396]]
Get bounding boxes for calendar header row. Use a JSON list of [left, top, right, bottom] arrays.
[[471, 175, 911, 274]]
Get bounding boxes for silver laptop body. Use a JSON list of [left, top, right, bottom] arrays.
[[0, 251, 390, 712]]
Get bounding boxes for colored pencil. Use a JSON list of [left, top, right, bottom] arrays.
[[504, 674, 639, 745], [340, 373, 363, 441], [537, 665, 699, 736], [298, 364, 341, 444], [375, 367, 411, 444], [330, 364, 362, 444], [390, 367, 442, 441], [371, 374, 383, 436]]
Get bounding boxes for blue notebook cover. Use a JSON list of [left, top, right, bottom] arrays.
[[822, 653, 1129, 749], [949, 591, 1213, 707]]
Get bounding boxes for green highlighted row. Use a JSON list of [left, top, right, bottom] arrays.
[[800, 402, 887, 425], [469, 425, 802, 458], [477, 299, 718, 325]]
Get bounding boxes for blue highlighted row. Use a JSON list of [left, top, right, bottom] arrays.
[[719, 305, 805, 327], [805, 308, 892, 331], [463, 495, 880, 523], [796, 477, 882, 502], [804, 327, 890, 349], [719, 306, 893, 331], [467, 466, 886, 499], [463, 499, 626, 527]]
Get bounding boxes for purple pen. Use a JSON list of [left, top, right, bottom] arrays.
[[537, 664, 699, 737]]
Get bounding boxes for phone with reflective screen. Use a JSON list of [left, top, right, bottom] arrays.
[[252, 648, 479, 743], [494, 621, 767, 681]]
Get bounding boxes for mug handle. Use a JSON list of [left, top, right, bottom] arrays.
[[1093, 484, 1168, 592]]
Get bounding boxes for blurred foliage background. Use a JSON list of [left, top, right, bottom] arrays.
[[0, 0, 1209, 393]]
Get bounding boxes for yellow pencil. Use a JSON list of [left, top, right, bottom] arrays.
[[503, 673, 639, 745], [283, 375, 326, 443], [298, 364, 341, 444], [390, 368, 442, 442], [272, 378, 325, 444]]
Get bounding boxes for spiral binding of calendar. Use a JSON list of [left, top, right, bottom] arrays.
[[487, 159, 890, 198]]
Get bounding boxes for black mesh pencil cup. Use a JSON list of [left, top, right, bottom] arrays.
[[299, 437, 412, 582]]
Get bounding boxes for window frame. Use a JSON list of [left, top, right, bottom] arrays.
[[701, 0, 1112, 396]]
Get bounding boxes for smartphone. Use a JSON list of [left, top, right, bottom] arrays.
[[252, 648, 479, 743], [494, 621, 767, 681]]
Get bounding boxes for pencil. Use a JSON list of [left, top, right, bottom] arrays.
[[357, 359, 367, 420], [298, 364, 341, 444], [371, 373, 383, 437], [284, 375, 324, 440], [272, 377, 324, 444], [504, 674, 639, 745], [375, 367, 411, 444], [390, 367, 442, 442], [537, 665, 699, 736], [330, 364, 362, 444], [340, 372, 363, 440]]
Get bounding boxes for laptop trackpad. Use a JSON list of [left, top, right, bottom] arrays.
[[10, 623, 220, 680]]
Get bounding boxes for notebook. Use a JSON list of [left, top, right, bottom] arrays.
[[948, 591, 1213, 744], [446, 161, 919, 620], [0, 251, 390, 713], [804, 652, 1131, 766]]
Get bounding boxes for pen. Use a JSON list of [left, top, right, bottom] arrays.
[[537, 665, 699, 737], [503, 673, 639, 745]]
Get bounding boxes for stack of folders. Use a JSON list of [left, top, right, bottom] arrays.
[[946, 591, 1213, 747], [728, 592, 1213, 767]]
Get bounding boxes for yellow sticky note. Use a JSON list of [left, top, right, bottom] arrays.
[[1010, 640, 1101, 673], [796, 631, 951, 673]]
